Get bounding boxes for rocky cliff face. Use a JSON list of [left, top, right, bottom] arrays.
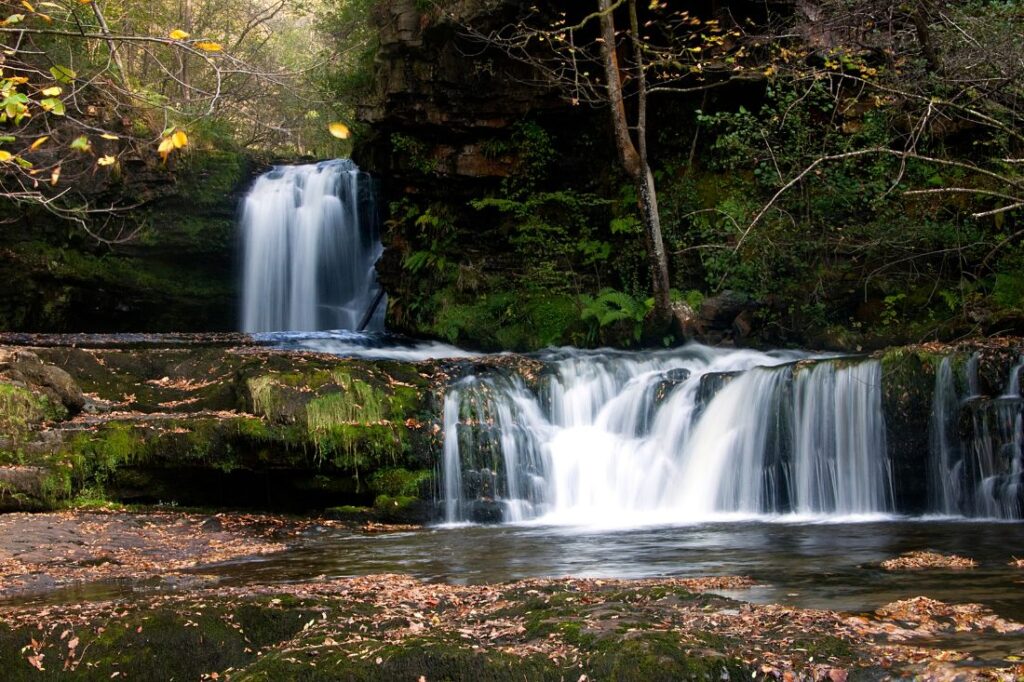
[[355, 0, 566, 182]]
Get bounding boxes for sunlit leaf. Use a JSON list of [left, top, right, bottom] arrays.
[[4, 14, 24, 25], [97, 155, 116, 166], [40, 86, 61, 96], [49, 65, 75, 83], [157, 136, 175, 160], [69, 135, 91, 152], [0, 150, 12, 162], [39, 97, 65, 115], [50, 165, 60, 184], [99, 133, 119, 140], [29, 135, 47, 150], [194, 41, 223, 52], [171, 129, 188, 149], [21, 0, 35, 12], [169, 29, 189, 40], [328, 122, 350, 139]]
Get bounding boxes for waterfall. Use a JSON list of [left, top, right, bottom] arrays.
[[928, 357, 961, 514], [791, 361, 893, 514], [240, 160, 385, 333], [439, 347, 897, 525], [922, 353, 1024, 519]]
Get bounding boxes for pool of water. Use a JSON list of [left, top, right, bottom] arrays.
[[204, 518, 1024, 620]]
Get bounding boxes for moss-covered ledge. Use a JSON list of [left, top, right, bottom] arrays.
[[0, 340, 450, 516]]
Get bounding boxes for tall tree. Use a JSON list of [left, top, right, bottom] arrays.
[[457, 0, 749, 333]]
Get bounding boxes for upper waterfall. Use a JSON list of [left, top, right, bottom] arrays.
[[240, 160, 385, 333]]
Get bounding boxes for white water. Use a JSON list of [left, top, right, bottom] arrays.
[[252, 330, 479, 362], [928, 356, 961, 514], [926, 354, 1024, 518], [440, 345, 897, 525], [240, 160, 385, 333]]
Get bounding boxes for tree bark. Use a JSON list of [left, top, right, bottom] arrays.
[[598, 0, 672, 325]]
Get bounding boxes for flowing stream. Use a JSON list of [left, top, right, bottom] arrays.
[[240, 160, 385, 332]]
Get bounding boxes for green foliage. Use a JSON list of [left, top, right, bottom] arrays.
[[580, 289, 653, 343], [392, 133, 439, 174], [994, 273, 1024, 310]]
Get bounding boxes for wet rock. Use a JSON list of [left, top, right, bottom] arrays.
[[200, 516, 224, 532], [654, 367, 692, 405], [4, 349, 85, 414], [696, 370, 741, 414], [733, 309, 755, 341], [699, 290, 755, 329], [466, 499, 504, 524], [0, 466, 47, 511]]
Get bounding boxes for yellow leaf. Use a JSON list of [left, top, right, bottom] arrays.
[[40, 86, 61, 96], [328, 122, 350, 139], [157, 136, 175, 159], [77, 0, 92, 3], [171, 129, 188, 149], [99, 133, 119, 140], [97, 155, 116, 166], [50, 165, 60, 184], [194, 41, 222, 52], [30, 135, 48, 149], [36, 12, 51, 22], [0, 150, 12, 162], [21, 0, 34, 12], [169, 29, 189, 40]]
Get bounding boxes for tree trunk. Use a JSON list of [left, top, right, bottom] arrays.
[[598, 0, 672, 326]]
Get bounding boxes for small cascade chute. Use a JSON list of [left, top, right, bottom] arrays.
[[240, 160, 385, 333]]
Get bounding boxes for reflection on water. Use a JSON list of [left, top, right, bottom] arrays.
[[207, 519, 1024, 620]]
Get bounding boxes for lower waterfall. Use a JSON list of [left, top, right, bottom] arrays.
[[440, 346, 896, 525]]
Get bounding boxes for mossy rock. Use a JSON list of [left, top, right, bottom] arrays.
[[879, 347, 943, 513], [0, 598, 318, 681]]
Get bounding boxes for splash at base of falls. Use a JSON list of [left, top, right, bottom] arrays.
[[439, 345, 901, 525], [240, 160, 385, 333]]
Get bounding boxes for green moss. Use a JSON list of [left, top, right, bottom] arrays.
[[795, 635, 853, 660], [372, 494, 424, 523], [368, 467, 432, 497], [307, 378, 387, 426], [12, 240, 233, 300], [0, 382, 62, 449], [0, 599, 316, 682], [239, 635, 561, 682], [248, 375, 281, 420]]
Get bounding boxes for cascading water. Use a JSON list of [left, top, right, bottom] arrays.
[[928, 357, 961, 514], [440, 346, 897, 525], [926, 354, 1024, 518], [240, 160, 385, 333]]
